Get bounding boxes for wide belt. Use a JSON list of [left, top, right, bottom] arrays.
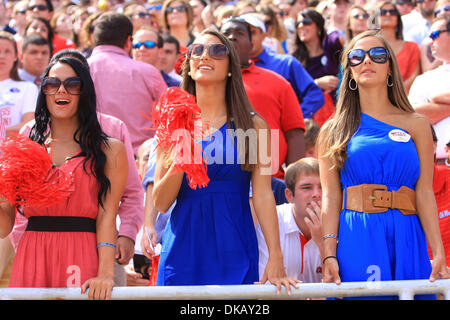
[[26, 216, 97, 232], [342, 184, 416, 215]]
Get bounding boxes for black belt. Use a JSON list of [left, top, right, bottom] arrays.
[[26, 216, 96, 233]]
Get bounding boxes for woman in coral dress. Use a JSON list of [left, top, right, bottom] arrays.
[[0, 53, 128, 300]]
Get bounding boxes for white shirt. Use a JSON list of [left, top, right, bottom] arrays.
[[256, 202, 322, 283], [0, 79, 38, 128], [401, 10, 426, 37], [409, 63, 450, 160]]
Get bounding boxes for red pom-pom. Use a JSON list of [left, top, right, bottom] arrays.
[[0, 135, 73, 208], [153, 87, 210, 189]]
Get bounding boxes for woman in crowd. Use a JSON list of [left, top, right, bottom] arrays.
[[0, 31, 38, 134], [345, 5, 370, 43], [153, 28, 299, 293], [0, 53, 128, 300], [50, 10, 76, 46], [124, 3, 158, 35], [377, 1, 420, 93], [258, 4, 288, 54], [79, 12, 103, 58], [318, 30, 449, 299], [190, 0, 207, 37]]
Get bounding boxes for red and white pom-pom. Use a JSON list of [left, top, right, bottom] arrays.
[[153, 87, 210, 189], [0, 134, 73, 208]]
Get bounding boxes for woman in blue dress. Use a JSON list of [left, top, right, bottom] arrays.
[[317, 30, 449, 299], [152, 28, 299, 293]]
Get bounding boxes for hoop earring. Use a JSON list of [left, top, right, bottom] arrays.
[[387, 75, 394, 87], [349, 78, 358, 91]]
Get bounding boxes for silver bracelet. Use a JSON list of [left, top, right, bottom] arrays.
[[322, 233, 339, 243], [97, 242, 117, 250]]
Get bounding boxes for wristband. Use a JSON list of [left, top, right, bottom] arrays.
[[322, 233, 339, 243], [97, 242, 117, 250], [322, 255, 338, 265]]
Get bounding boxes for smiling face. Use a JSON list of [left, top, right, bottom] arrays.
[[45, 62, 80, 122], [166, 0, 189, 28], [349, 36, 391, 89], [132, 29, 160, 66], [189, 34, 230, 86], [297, 16, 320, 43]]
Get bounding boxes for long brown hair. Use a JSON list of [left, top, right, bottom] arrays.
[[0, 31, 21, 81], [318, 30, 414, 169], [181, 28, 257, 172]]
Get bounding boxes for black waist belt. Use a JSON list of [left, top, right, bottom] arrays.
[[26, 216, 96, 233]]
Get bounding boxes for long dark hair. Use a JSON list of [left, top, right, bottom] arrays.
[[377, 1, 403, 40], [181, 28, 257, 172], [29, 56, 111, 208], [292, 9, 325, 67], [24, 17, 54, 42]]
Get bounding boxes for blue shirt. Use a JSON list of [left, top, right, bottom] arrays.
[[255, 48, 325, 118]]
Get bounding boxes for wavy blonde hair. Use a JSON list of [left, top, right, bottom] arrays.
[[318, 30, 414, 169]]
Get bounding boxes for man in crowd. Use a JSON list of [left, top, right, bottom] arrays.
[[241, 13, 324, 119], [18, 34, 51, 86], [402, 0, 437, 45], [88, 12, 167, 154], [160, 34, 183, 83], [131, 26, 180, 87]]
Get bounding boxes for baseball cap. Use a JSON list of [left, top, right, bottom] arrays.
[[240, 13, 266, 33]]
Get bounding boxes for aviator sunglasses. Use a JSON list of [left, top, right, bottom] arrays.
[[132, 40, 157, 49], [166, 5, 187, 13], [188, 43, 229, 60], [347, 46, 390, 67], [42, 77, 82, 95]]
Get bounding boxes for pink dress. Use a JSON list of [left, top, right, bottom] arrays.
[[9, 155, 100, 288]]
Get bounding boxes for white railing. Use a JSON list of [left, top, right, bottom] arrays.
[[0, 279, 449, 300]]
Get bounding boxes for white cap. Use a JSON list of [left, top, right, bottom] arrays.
[[240, 13, 266, 33]]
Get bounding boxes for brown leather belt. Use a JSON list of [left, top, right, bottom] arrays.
[[342, 184, 416, 215]]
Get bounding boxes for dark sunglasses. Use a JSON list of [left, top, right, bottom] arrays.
[[28, 4, 48, 11], [188, 43, 229, 60], [348, 46, 390, 67], [353, 13, 369, 19], [166, 5, 187, 13], [429, 29, 450, 40], [380, 8, 397, 16], [296, 17, 313, 26], [435, 4, 450, 15], [132, 40, 157, 49], [42, 77, 82, 95], [16, 9, 27, 15], [88, 25, 95, 33], [148, 4, 163, 10], [136, 12, 152, 18]]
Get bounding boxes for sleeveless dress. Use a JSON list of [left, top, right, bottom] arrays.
[[336, 113, 434, 300], [9, 155, 100, 288], [156, 122, 259, 285]]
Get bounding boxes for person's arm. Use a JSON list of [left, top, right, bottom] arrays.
[[314, 75, 339, 93], [316, 126, 342, 284], [81, 138, 128, 300], [251, 115, 300, 294], [284, 128, 305, 166], [0, 198, 15, 239], [141, 182, 159, 258], [410, 115, 449, 281], [5, 112, 34, 135], [413, 102, 450, 124], [403, 58, 421, 94], [430, 92, 450, 104]]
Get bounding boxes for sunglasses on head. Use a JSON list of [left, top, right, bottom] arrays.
[[353, 13, 369, 19], [296, 16, 313, 26], [42, 77, 82, 95], [166, 5, 187, 13], [132, 40, 157, 49], [28, 4, 48, 11], [435, 4, 450, 15], [148, 4, 163, 10], [188, 43, 229, 60], [429, 29, 450, 40], [380, 8, 397, 16], [348, 46, 390, 67]]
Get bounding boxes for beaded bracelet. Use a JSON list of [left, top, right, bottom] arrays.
[[322, 233, 339, 243], [97, 242, 117, 250]]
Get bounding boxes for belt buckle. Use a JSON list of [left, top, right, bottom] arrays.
[[363, 184, 388, 213]]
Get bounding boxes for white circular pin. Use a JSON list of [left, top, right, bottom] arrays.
[[388, 129, 411, 143]]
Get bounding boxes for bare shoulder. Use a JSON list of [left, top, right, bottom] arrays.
[[402, 112, 431, 139], [102, 137, 126, 158]]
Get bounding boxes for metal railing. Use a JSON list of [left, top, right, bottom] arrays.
[[0, 279, 449, 300]]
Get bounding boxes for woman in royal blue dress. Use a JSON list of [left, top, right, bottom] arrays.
[[152, 28, 299, 293], [317, 30, 449, 299]]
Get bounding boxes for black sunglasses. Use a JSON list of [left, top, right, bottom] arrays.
[[296, 17, 313, 26], [188, 43, 229, 60], [435, 4, 450, 15], [353, 13, 369, 19], [28, 4, 48, 11], [348, 46, 390, 67], [132, 40, 157, 49], [429, 29, 450, 40], [380, 8, 397, 16], [136, 12, 152, 18], [42, 77, 82, 95], [166, 5, 187, 13]]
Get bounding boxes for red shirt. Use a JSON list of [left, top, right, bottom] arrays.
[[52, 33, 76, 55], [242, 61, 305, 178]]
